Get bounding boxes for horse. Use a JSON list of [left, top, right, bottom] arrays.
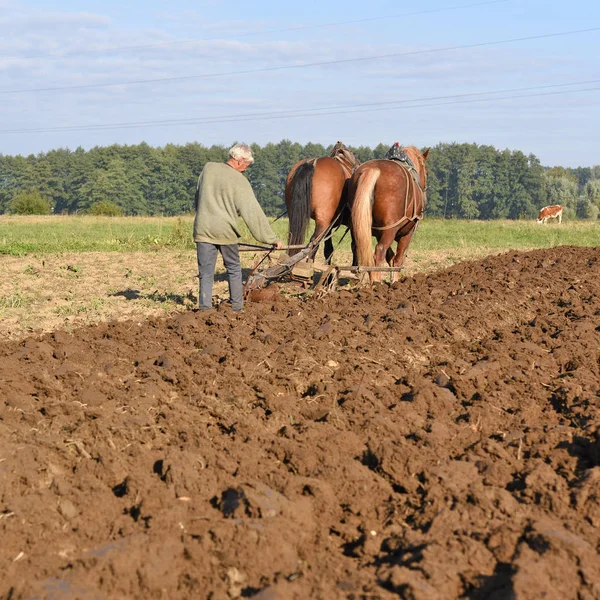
[[348, 143, 429, 283], [285, 142, 359, 262]]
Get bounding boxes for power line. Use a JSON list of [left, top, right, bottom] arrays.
[[0, 0, 508, 61], [3, 77, 600, 133], [0, 26, 598, 96], [2, 79, 598, 135]]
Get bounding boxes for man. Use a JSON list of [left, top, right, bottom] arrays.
[[193, 143, 283, 312]]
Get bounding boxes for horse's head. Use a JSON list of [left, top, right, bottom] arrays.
[[403, 146, 429, 190]]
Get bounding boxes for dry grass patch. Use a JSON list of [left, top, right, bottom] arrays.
[[0, 251, 200, 339]]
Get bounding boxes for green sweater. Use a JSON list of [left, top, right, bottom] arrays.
[[193, 162, 278, 245]]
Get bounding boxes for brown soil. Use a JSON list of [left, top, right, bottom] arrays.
[[0, 248, 505, 341], [1, 246, 599, 600]]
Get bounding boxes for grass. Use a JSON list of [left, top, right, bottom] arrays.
[[0, 215, 195, 255], [1, 214, 598, 256], [412, 219, 600, 252], [0, 294, 32, 309]]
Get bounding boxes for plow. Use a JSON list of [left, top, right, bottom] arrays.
[[240, 230, 406, 299]]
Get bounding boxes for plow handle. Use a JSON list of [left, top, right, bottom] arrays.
[[238, 243, 307, 252]]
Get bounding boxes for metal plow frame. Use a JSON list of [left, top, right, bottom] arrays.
[[242, 213, 407, 297], [243, 249, 407, 298], [243, 242, 320, 297]]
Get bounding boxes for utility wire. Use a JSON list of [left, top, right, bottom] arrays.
[[0, 26, 598, 96], [2, 77, 599, 133], [2, 80, 598, 135], [0, 0, 508, 61]]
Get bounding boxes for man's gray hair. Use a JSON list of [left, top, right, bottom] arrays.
[[229, 143, 254, 164]]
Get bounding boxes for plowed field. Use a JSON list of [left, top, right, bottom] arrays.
[[1, 246, 599, 600]]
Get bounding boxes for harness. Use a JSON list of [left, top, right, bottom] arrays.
[[303, 142, 360, 178], [331, 146, 359, 178], [371, 143, 427, 232]]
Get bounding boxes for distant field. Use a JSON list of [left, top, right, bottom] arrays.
[[0, 215, 196, 255], [0, 215, 598, 340], [0, 214, 598, 255]]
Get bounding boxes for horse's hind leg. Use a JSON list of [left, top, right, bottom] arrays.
[[372, 230, 396, 284], [385, 247, 395, 266], [389, 228, 416, 283], [309, 220, 329, 260], [385, 246, 396, 281]]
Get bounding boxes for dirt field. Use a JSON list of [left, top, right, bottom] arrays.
[[0, 248, 497, 341], [1, 246, 599, 599]]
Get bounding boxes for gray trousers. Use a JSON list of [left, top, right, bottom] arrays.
[[196, 242, 243, 311]]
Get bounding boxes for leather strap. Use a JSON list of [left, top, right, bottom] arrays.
[[371, 161, 426, 231]]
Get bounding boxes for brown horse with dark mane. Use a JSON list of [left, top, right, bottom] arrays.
[[285, 142, 359, 261], [348, 143, 429, 283]]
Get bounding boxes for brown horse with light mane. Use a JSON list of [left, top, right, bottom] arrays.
[[285, 142, 359, 262], [348, 143, 429, 283]]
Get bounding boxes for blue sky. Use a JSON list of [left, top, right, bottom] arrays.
[[1, 0, 599, 166]]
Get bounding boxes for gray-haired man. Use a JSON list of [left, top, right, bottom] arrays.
[[193, 143, 283, 312]]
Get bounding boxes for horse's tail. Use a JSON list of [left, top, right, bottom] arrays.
[[288, 161, 314, 251], [352, 167, 380, 267]]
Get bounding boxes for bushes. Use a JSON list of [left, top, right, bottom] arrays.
[[87, 201, 124, 216], [10, 191, 52, 215]]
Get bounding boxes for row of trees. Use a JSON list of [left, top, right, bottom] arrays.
[[1, 140, 599, 219]]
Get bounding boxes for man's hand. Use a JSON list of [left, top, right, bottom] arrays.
[[274, 240, 283, 250]]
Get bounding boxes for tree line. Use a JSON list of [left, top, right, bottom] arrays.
[[1, 140, 599, 219]]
